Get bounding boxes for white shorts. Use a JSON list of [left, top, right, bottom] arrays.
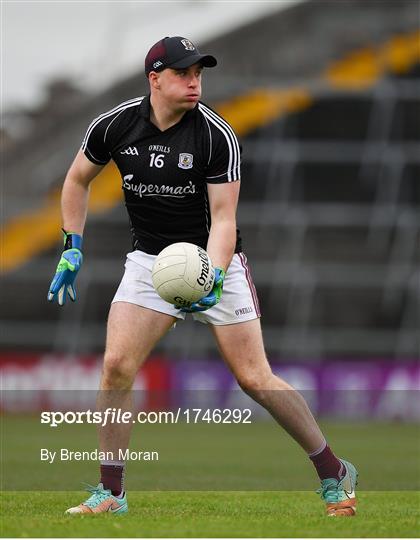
[[112, 250, 261, 325]]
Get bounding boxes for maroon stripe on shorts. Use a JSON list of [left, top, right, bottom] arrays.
[[238, 252, 261, 317]]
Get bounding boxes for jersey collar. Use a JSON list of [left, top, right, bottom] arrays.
[[139, 94, 152, 119]]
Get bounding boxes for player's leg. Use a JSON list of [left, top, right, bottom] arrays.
[[210, 319, 358, 516], [210, 318, 325, 452], [98, 301, 176, 462], [66, 302, 176, 514]]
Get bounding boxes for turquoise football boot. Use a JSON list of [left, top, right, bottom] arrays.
[[317, 459, 358, 516], [65, 483, 128, 515]]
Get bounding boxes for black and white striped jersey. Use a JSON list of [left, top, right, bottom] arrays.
[[82, 94, 242, 255]]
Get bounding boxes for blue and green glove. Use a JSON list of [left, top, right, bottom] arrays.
[[47, 230, 83, 306], [179, 267, 225, 313]]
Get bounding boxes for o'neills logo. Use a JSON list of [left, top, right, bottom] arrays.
[[123, 174, 196, 198], [196, 247, 213, 291]]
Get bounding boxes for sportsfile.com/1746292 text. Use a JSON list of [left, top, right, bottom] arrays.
[[40, 408, 253, 427]]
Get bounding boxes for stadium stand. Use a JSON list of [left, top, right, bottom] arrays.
[[1, 0, 419, 360]]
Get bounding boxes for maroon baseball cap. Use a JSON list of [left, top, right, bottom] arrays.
[[145, 36, 217, 76]]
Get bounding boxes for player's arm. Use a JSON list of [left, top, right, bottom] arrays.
[[48, 150, 104, 305], [179, 110, 241, 313], [206, 180, 240, 272], [180, 180, 240, 313], [61, 149, 105, 233]]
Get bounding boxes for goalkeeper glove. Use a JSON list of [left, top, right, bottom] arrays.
[[179, 267, 225, 313], [47, 230, 83, 306]]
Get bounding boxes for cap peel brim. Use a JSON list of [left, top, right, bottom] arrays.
[[168, 54, 217, 70]]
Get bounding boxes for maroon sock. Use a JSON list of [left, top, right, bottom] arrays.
[[100, 463, 125, 496], [309, 443, 344, 481]]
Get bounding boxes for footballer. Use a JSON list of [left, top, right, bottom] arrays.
[[48, 36, 358, 517]]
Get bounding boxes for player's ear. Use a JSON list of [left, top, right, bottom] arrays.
[[149, 72, 161, 89]]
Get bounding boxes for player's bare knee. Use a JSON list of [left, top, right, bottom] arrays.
[[236, 369, 273, 395], [102, 351, 137, 389]]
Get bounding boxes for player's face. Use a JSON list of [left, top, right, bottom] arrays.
[[156, 63, 203, 110]]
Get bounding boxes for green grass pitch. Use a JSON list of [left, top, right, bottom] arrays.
[[1, 491, 419, 537], [1, 419, 419, 537]]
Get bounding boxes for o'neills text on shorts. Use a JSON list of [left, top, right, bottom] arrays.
[[40, 448, 159, 464]]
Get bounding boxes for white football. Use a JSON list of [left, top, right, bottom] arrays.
[[152, 242, 215, 307]]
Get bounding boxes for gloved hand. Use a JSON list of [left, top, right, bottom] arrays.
[[48, 230, 83, 306], [178, 267, 225, 313]]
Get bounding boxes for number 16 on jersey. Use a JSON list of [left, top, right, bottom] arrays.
[[149, 153, 165, 168]]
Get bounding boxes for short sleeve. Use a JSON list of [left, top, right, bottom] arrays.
[[81, 115, 113, 165], [199, 104, 241, 183]]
